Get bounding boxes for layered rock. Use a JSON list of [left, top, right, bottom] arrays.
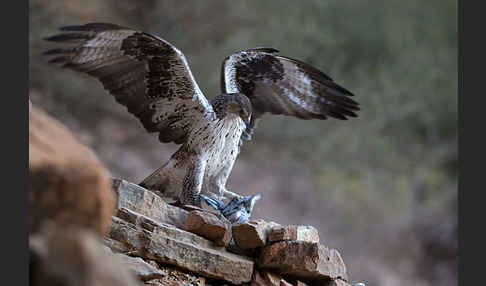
[[258, 241, 347, 282], [107, 207, 254, 284], [184, 210, 232, 246], [113, 178, 188, 229], [232, 219, 281, 250], [29, 104, 354, 286], [109, 180, 351, 285], [268, 225, 319, 243]]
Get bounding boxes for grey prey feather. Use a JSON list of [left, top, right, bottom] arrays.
[[200, 193, 261, 224], [44, 23, 359, 209]]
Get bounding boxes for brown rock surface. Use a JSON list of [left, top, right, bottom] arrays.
[[258, 241, 348, 282], [29, 105, 116, 235], [232, 219, 281, 250], [29, 223, 141, 286], [108, 207, 254, 284], [113, 178, 188, 229], [251, 270, 293, 286], [269, 225, 319, 243], [184, 210, 231, 246], [104, 237, 130, 254], [143, 264, 206, 286], [118, 254, 166, 281]]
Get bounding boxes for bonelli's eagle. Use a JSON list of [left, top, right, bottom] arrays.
[[44, 23, 359, 212]]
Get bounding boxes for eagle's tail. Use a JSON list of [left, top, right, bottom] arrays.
[[139, 162, 170, 190]]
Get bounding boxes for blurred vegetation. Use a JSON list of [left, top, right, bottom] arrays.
[[29, 0, 457, 285]]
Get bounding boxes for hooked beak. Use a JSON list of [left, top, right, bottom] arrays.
[[244, 115, 252, 129], [244, 119, 251, 129]]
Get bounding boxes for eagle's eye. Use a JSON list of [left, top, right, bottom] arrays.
[[240, 110, 251, 123]]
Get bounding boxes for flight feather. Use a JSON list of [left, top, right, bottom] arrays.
[[221, 48, 360, 139], [44, 22, 213, 145]]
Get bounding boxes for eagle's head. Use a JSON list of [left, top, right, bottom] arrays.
[[224, 93, 252, 127]]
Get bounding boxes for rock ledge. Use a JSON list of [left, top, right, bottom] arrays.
[[29, 105, 353, 286]]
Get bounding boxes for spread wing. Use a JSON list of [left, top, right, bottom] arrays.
[[221, 48, 359, 139], [44, 23, 213, 145]]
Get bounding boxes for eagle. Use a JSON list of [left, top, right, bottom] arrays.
[[44, 23, 359, 210]]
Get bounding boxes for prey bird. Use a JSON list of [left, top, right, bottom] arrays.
[[44, 23, 359, 212], [200, 193, 261, 224]]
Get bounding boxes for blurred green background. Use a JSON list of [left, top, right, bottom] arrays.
[[29, 0, 457, 285]]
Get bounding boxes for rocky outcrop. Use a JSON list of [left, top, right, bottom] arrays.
[[29, 104, 354, 286], [29, 105, 133, 286], [29, 105, 116, 236], [109, 180, 351, 285], [108, 207, 254, 284], [113, 178, 188, 229]]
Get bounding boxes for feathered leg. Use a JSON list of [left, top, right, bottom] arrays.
[[180, 159, 206, 206]]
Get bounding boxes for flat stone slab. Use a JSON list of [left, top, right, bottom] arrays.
[[108, 207, 254, 284], [232, 219, 281, 250], [184, 210, 231, 246], [269, 225, 319, 243], [113, 178, 188, 229], [258, 241, 348, 282]]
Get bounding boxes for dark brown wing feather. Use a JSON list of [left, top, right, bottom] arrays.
[[221, 48, 359, 139], [44, 23, 212, 145]]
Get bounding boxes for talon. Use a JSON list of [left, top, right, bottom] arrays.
[[200, 194, 225, 210]]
